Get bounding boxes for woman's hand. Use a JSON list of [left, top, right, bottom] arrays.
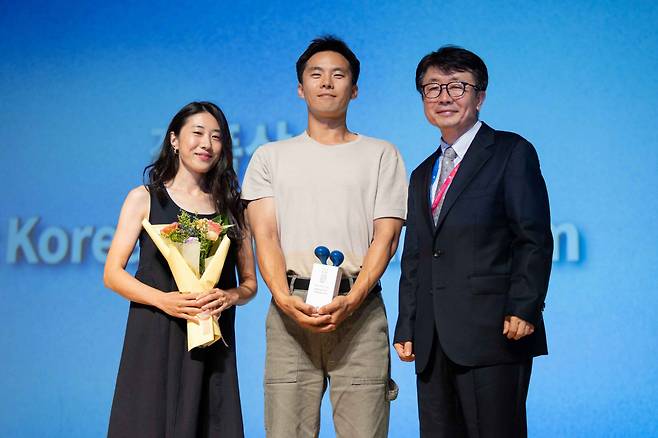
[[155, 291, 203, 322], [196, 288, 240, 317]]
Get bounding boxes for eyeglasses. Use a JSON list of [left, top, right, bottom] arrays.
[[421, 81, 481, 99]]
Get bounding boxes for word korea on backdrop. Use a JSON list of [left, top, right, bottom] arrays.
[[5, 217, 138, 265]]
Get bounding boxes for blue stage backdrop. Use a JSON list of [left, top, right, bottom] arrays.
[[1, 1, 657, 436]]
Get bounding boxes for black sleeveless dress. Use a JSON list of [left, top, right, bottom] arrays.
[[108, 188, 244, 438]]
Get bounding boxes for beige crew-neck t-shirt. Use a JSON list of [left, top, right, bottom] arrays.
[[242, 132, 407, 278]]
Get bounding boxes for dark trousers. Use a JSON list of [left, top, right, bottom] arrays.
[[417, 330, 533, 438]]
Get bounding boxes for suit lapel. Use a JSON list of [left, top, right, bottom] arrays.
[[434, 123, 495, 233]]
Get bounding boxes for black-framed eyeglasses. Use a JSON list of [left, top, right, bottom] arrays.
[[421, 81, 481, 99]]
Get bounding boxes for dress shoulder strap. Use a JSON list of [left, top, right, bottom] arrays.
[[146, 185, 175, 224]]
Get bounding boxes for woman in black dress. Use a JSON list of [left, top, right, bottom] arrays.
[[104, 102, 257, 437]]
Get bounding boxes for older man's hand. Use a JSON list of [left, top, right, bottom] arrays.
[[503, 315, 535, 340]]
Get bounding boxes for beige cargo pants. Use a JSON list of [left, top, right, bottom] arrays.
[[264, 287, 397, 438]]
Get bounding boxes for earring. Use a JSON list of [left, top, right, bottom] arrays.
[[173, 147, 179, 155]]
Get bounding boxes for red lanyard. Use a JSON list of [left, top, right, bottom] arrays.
[[431, 163, 460, 215]]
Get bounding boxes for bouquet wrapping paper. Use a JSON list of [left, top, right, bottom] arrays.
[[141, 218, 231, 350]]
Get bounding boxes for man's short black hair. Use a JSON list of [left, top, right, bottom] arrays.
[[415, 46, 488, 93], [296, 36, 360, 85]]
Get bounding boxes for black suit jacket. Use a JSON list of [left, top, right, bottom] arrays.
[[394, 123, 553, 373]]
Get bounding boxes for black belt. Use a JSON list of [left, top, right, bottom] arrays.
[[287, 275, 381, 295], [287, 275, 353, 294]]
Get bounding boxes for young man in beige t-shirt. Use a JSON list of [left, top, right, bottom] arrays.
[[243, 36, 407, 438]]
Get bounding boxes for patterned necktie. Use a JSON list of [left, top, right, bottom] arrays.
[[433, 146, 457, 225]]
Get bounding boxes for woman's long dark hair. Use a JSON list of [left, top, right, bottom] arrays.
[[144, 101, 245, 243]]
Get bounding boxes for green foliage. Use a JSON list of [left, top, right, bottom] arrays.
[[161, 210, 231, 275]]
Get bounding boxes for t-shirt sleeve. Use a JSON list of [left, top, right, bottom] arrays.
[[241, 145, 274, 200], [373, 143, 408, 220]]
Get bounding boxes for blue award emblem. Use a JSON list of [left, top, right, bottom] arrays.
[[314, 246, 344, 267], [314, 246, 330, 265]]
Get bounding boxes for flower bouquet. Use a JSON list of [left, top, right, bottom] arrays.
[[141, 211, 232, 351]]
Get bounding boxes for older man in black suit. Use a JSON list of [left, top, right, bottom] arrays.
[[394, 46, 553, 438]]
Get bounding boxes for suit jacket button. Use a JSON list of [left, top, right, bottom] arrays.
[[433, 250, 442, 258]]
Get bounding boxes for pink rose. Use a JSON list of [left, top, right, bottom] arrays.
[[160, 222, 179, 236], [207, 221, 222, 234], [206, 221, 222, 241]]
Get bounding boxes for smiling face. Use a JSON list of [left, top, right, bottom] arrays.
[[170, 111, 222, 175], [421, 66, 486, 144], [297, 50, 358, 120]]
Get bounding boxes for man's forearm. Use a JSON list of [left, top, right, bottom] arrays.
[[254, 236, 291, 305], [348, 218, 403, 309], [247, 198, 291, 306]]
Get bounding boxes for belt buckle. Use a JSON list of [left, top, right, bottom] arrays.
[[288, 274, 298, 294]]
